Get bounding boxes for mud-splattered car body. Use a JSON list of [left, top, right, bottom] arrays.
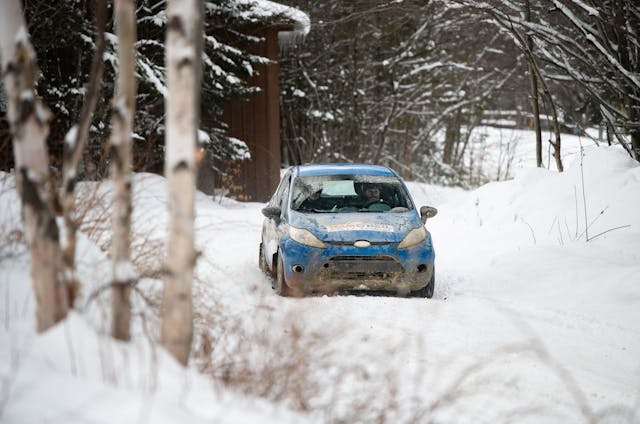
[[259, 164, 437, 297]]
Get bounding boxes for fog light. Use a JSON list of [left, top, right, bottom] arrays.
[[292, 264, 304, 273]]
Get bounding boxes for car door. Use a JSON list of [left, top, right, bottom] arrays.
[[263, 170, 292, 270]]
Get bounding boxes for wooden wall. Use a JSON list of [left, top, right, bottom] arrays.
[[219, 27, 282, 202]]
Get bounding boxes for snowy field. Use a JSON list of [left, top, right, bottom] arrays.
[[462, 125, 601, 182], [1, 128, 639, 423]]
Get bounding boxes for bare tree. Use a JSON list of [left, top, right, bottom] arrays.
[[110, 0, 138, 341], [60, 0, 107, 306], [518, 38, 564, 172], [451, 0, 564, 172], [524, 0, 543, 168], [541, 0, 640, 161], [0, 0, 67, 331], [280, 1, 516, 185], [161, 0, 203, 365], [463, 0, 639, 162], [502, 8, 565, 172]]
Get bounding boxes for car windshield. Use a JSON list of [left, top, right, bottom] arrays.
[[291, 174, 414, 213]]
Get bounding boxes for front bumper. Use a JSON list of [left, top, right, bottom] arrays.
[[280, 238, 435, 295]]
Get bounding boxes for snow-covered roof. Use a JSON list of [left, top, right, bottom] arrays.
[[233, 0, 310, 44]]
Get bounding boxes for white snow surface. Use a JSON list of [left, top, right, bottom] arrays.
[[233, 0, 310, 43], [1, 137, 639, 422]]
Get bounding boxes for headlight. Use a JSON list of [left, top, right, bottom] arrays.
[[398, 226, 427, 249], [289, 227, 327, 248]]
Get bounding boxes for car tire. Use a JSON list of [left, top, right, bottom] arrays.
[[258, 242, 268, 274], [275, 255, 293, 297], [412, 274, 435, 299]]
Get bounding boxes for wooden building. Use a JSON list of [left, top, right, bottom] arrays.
[[198, 2, 309, 202]]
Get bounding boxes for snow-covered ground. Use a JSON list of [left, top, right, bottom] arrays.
[[1, 129, 639, 423], [464, 125, 601, 182]]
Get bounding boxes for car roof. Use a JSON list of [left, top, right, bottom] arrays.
[[294, 163, 399, 177]]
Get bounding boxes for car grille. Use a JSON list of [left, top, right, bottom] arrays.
[[325, 255, 403, 279], [327, 241, 392, 246]]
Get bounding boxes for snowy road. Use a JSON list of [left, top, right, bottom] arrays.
[[185, 148, 640, 422], [195, 205, 637, 422]]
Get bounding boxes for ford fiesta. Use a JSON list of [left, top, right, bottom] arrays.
[[259, 163, 437, 298]]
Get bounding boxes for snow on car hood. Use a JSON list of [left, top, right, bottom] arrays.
[[289, 210, 421, 243]]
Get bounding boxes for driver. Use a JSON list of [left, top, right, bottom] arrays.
[[364, 186, 380, 202], [362, 185, 383, 206]]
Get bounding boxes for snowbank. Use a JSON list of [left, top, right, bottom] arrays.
[[0, 172, 308, 424]]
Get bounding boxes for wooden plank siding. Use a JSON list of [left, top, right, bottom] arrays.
[[216, 27, 283, 202]]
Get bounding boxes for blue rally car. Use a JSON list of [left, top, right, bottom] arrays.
[[259, 163, 437, 298]]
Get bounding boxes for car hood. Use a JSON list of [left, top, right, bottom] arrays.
[[289, 211, 421, 243]]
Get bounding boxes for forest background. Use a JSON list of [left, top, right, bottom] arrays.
[[1, 0, 638, 188]]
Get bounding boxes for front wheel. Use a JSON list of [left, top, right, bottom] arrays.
[[411, 274, 435, 299], [275, 255, 293, 297], [258, 243, 267, 273]]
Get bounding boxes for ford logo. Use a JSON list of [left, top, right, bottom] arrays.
[[353, 240, 371, 248]]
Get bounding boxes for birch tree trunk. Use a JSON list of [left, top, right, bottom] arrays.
[[161, 0, 203, 365], [110, 0, 137, 341], [0, 0, 68, 332]]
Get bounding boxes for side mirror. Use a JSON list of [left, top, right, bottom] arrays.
[[262, 206, 282, 220], [420, 206, 438, 224]]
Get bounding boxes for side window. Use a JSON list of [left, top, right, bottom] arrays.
[[280, 178, 290, 212], [272, 171, 291, 208]]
